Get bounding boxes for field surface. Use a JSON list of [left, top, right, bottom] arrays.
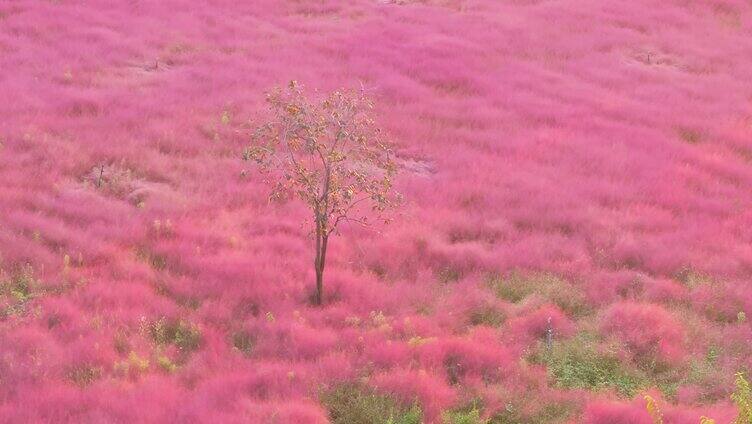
[[1, 0, 752, 422]]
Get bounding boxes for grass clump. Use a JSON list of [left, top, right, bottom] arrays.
[[487, 399, 576, 424], [135, 247, 168, 271], [677, 127, 703, 144], [468, 304, 505, 327], [536, 333, 645, 398], [321, 383, 422, 424], [437, 266, 463, 284], [0, 264, 40, 317], [443, 403, 488, 424], [67, 364, 103, 387], [678, 357, 723, 403], [488, 408, 523, 424], [157, 355, 177, 373], [146, 317, 202, 352], [486, 272, 589, 317], [114, 351, 150, 377], [700, 372, 752, 424], [732, 372, 752, 424], [529, 401, 578, 423], [675, 267, 713, 288], [113, 330, 131, 355], [231, 330, 256, 357]]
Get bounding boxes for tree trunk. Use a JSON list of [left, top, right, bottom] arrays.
[[315, 265, 323, 305], [313, 228, 329, 306]]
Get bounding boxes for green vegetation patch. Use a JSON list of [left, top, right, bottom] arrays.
[[135, 247, 169, 271], [67, 363, 103, 387], [677, 127, 703, 144], [535, 333, 646, 398], [0, 264, 41, 317], [443, 403, 487, 424], [231, 330, 256, 357], [732, 372, 752, 424], [157, 354, 178, 373], [437, 266, 463, 284], [486, 272, 590, 317], [468, 304, 506, 327], [488, 401, 576, 424], [145, 317, 202, 352], [321, 383, 422, 424]]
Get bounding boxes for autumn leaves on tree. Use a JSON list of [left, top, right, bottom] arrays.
[[244, 81, 401, 305]]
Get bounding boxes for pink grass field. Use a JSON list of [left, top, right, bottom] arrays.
[[1, 0, 752, 422]]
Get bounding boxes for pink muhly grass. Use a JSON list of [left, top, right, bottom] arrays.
[[1, 0, 752, 421]]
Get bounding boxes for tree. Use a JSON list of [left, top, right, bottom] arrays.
[[243, 81, 400, 305]]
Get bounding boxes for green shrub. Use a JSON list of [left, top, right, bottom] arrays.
[[488, 400, 576, 424], [732, 372, 752, 424], [437, 266, 462, 284], [530, 401, 578, 423], [674, 267, 713, 288], [677, 127, 703, 144], [231, 330, 255, 357], [135, 247, 168, 271], [389, 405, 422, 424], [147, 318, 202, 352], [114, 351, 150, 377], [539, 334, 645, 397], [67, 364, 102, 387], [468, 305, 505, 327], [157, 355, 177, 373], [322, 383, 422, 424], [489, 409, 523, 424], [701, 372, 752, 424], [662, 346, 725, 404], [486, 272, 589, 317], [0, 264, 40, 317], [113, 330, 131, 355], [443, 404, 488, 424], [487, 273, 528, 303]]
